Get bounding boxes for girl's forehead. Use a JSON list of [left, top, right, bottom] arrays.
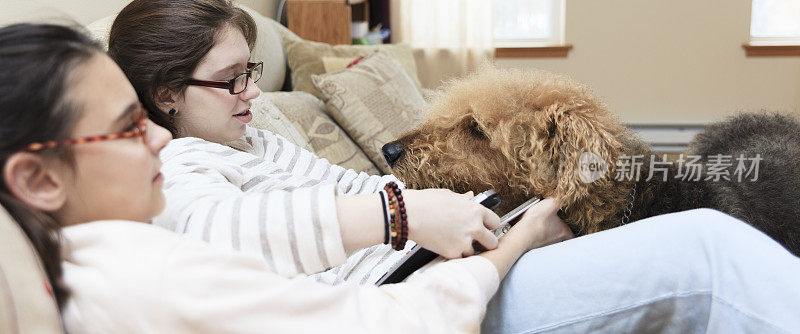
[[68, 54, 139, 135], [195, 26, 251, 72]]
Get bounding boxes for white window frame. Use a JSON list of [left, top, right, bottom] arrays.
[[493, 0, 566, 47], [748, 35, 800, 45], [749, 0, 800, 45]]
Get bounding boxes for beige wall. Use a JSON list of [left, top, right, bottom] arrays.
[[4, 0, 797, 123], [1, 0, 279, 26], [496, 0, 800, 123]]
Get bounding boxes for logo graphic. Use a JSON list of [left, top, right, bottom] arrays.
[[578, 152, 607, 183]]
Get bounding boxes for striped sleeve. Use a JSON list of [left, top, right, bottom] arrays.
[[155, 137, 348, 277], [242, 126, 402, 196], [238, 128, 412, 284]]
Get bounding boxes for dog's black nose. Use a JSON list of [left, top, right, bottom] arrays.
[[382, 141, 404, 167]]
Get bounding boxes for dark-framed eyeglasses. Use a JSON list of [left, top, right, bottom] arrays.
[[185, 61, 263, 95], [22, 103, 149, 152]]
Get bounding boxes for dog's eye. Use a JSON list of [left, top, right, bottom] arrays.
[[469, 120, 486, 139]]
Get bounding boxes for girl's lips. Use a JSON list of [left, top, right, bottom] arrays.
[[233, 109, 252, 124], [153, 172, 163, 182]]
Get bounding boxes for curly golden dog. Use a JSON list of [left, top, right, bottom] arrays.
[[383, 67, 799, 256]]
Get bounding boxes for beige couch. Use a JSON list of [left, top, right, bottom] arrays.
[[0, 206, 63, 333], [0, 6, 427, 332]]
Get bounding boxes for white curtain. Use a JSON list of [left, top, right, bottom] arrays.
[[391, 0, 494, 89]]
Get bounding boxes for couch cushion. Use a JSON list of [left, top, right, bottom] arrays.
[[229, 94, 314, 153], [84, 14, 115, 48], [312, 51, 425, 174], [85, 5, 287, 93], [238, 6, 287, 92], [256, 92, 380, 174], [0, 204, 63, 333], [321, 56, 360, 73], [285, 38, 422, 101]]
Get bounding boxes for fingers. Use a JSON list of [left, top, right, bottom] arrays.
[[481, 207, 501, 230], [536, 197, 561, 212], [472, 240, 487, 253], [522, 197, 560, 219], [472, 226, 499, 252]]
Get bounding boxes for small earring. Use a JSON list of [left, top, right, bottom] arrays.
[[169, 108, 176, 123]]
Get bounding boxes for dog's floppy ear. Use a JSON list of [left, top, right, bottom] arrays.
[[549, 106, 621, 210]]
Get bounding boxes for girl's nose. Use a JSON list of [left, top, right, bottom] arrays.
[[240, 77, 261, 101], [146, 119, 172, 154]]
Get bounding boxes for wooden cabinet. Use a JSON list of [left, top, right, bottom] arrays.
[[286, 0, 369, 45]]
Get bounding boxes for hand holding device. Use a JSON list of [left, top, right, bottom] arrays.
[[401, 189, 501, 259], [500, 198, 574, 252], [377, 190, 542, 285]]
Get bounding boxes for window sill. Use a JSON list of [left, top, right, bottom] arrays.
[[494, 45, 573, 58], [742, 43, 800, 57]]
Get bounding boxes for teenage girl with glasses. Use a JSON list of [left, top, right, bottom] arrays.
[[108, 0, 525, 284]]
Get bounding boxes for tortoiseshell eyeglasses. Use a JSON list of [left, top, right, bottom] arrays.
[[22, 104, 149, 152], [185, 61, 264, 95]]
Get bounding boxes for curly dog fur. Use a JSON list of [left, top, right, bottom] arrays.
[[385, 67, 799, 256], [687, 113, 800, 255]]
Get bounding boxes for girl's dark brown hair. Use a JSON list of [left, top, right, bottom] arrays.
[[0, 23, 103, 309], [108, 0, 257, 138]]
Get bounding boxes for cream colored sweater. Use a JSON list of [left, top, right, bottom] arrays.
[[60, 221, 499, 333], [155, 127, 413, 284]]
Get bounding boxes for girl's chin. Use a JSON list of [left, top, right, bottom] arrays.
[[234, 124, 247, 137], [216, 124, 247, 143], [229, 124, 247, 142], [150, 192, 166, 220]]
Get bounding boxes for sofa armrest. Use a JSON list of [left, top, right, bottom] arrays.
[[0, 205, 63, 333]]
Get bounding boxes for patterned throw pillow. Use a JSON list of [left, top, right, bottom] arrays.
[[285, 37, 423, 101], [312, 51, 426, 174], [248, 92, 380, 175], [321, 56, 360, 73]]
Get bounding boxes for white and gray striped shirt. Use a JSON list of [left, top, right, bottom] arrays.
[[154, 126, 414, 285]]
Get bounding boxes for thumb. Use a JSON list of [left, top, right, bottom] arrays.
[[533, 198, 561, 215]]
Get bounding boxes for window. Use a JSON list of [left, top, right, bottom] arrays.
[[493, 0, 566, 47], [750, 0, 800, 45]]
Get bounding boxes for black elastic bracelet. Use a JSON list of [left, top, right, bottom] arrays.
[[379, 190, 390, 244]]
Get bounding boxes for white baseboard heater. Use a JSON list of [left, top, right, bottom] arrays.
[[625, 123, 708, 153]]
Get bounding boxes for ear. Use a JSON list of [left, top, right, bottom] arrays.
[[154, 86, 178, 114], [549, 107, 622, 210], [3, 153, 67, 212]]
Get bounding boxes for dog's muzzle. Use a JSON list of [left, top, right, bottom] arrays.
[[382, 141, 404, 167]]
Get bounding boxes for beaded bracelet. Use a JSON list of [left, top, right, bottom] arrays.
[[384, 182, 408, 250], [385, 186, 397, 248], [378, 190, 390, 245]]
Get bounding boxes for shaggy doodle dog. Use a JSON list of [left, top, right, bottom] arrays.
[[382, 67, 799, 256]]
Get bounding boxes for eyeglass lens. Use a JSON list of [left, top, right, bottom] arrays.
[[233, 62, 264, 94]]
